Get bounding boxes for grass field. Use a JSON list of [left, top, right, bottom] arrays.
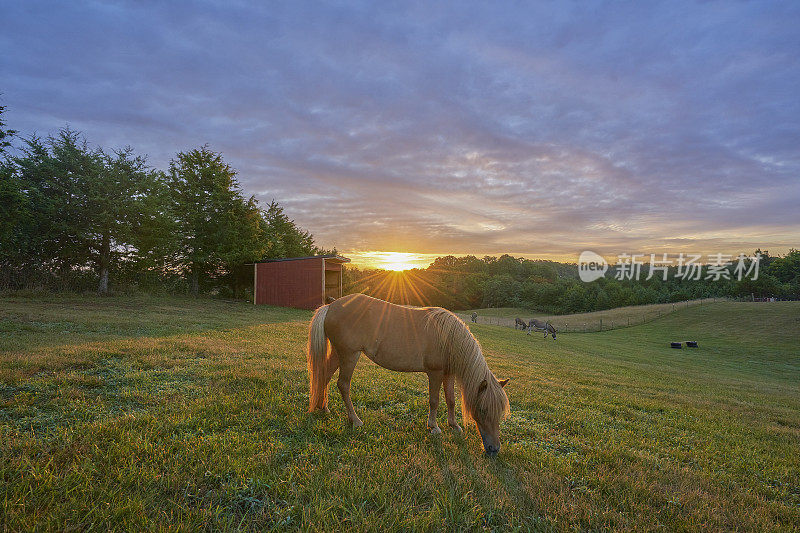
[[461, 298, 718, 331], [1, 295, 799, 531]]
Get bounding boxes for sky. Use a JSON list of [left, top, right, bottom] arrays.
[[2, 1, 799, 269]]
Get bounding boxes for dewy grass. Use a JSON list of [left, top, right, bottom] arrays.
[[1, 295, 798, 531]]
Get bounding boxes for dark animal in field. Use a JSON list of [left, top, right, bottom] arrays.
[[308, 293, 510, 455], [514, 318, 527, 330], [527, 319, 557, 339], [471, 312, 478, 323]]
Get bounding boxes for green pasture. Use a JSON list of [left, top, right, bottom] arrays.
[[1, 295, 798, 531]]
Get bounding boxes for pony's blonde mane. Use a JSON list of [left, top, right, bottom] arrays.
[[424, 308, 509, 427]]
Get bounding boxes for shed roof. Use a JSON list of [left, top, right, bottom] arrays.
[[250, 255, 350, 264]]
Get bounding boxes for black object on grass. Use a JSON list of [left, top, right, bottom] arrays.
[[670, 342, 683, 349], [686, 341, 698, 348]]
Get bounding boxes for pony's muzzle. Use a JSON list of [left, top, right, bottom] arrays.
[[484, 444, 500, 456]]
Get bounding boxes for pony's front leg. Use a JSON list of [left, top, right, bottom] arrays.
[[337, 350, 362, 427], [427, 371, 443, 434], [443, 374, 462, 434]]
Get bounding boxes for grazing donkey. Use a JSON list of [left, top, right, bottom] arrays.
[[308, 294, 510, 455], [514, 318, 528, 330], [527, 319, 557, 339], [471, 312, 478, 323]]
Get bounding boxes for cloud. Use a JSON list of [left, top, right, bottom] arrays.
[[2, 0, 799, 265]]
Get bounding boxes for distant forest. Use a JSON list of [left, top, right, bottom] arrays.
[[0, 104, 329, 296], [345, 251, 800, 314]]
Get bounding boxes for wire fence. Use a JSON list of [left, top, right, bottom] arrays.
[[456, 297, 722, 333]]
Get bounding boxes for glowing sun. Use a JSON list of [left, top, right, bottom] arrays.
[[379, 252, 420, 271]]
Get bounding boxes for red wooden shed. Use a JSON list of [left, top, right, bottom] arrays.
[[252, 255, 350, 309]]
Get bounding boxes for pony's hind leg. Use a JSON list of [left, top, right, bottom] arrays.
[[336, 349, 363, 427], [427, 371, 443, 434], [443, 374, 462, 433], [320, 345, 340, 413]]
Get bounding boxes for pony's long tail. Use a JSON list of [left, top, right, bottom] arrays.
[[307, 304, 330, 411]]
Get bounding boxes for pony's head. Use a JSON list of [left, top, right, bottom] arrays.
[[469, 376, 510, 456], [424, 308, 511, 455], [550, 324, 557, 340]]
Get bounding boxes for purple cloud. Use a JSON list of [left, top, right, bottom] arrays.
[[2, 1, 798, 264]]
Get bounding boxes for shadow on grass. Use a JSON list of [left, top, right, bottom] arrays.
[[422, 426, 552, 530]]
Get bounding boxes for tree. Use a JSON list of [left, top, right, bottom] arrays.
[[260, 200, 325, 259], [0, 163, 27, 248], [3, 129, 163, 292], [87, 148, 164, 294], [768, 249, 800, 285], [0, 101, 16, 154], [481, 275, 520, 308], [166, 146, 264, 295], [526, 261, 558, 283], [734, 273, 781, 299], [11, 130, 100, 280], [0, 104, 26, 250]]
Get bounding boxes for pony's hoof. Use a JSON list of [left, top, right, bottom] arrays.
[[350, 419, 363, 428], [449, 424, 463, 434], [429, 426, 442, 435]]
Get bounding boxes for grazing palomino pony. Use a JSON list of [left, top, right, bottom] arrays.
[[471, 312, 478, 323], [514, 317, 527, 330], [308, 293, 510, 455], [527, 318, 557, 339]]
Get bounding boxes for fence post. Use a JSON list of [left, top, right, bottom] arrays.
[[600, 318, 603, 331]]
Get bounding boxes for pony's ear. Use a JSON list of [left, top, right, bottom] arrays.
[[477, 379, 488, 395], [499, 378, 510, 388]]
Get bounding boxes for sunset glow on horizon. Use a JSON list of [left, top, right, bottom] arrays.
[[381, 253, 418, 271], [343, 251, 577, 271], [346, 252, 436, 271]]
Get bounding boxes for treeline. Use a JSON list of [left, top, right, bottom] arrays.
[[345, 251, 800, 314], [0, 106, 326, 296]]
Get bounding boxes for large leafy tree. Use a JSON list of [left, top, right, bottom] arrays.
[[3, 128, 167, 293], [167, 146, 264, 295], [11, 130, 100, 277], [87, 147, 164, 294]]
